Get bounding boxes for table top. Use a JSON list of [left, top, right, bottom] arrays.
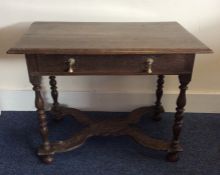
[[7, 22, 212, 55]]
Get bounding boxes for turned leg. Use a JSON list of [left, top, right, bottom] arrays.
[[167, 74, 191, 162], [153, 75, 165, 121], [30, 76, 53, 164], [49, 76, 62, 120], [49, 76, 59, 109]]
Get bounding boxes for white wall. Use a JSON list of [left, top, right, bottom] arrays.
[[0, 0, 220, 112]]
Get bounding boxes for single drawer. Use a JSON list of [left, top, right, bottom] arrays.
[[26, 54, 194, 75]]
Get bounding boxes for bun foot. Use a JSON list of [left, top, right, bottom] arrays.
[[166, 153, 179, 162], [41, 155, 54, 164]]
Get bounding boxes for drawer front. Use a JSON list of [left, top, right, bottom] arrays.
[[26, 54, 194, 75]]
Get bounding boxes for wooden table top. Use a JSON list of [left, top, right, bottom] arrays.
[[7, 22, 212, 55]]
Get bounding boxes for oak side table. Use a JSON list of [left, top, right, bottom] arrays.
[[7, 22, 212, 164]]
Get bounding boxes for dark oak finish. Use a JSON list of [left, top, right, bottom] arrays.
[[44, 106, 170, 155], [26, 54, 195, 76], [49, 76, 59, 108], [7, 22, 212, 164], [167, 74, 192, 162], [30, 76, 53, 164], [49, 76, 61, 120], [153, 75, 165, 121], [7, 22, 212, 55]]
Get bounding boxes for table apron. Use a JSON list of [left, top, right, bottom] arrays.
[[25, 54, 195, 76]]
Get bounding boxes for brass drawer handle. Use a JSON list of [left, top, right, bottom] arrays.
[[67, 58, 76, 73], [145, 58, 154, 74]]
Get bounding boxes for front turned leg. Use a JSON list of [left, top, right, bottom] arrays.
[[49, 76, 62, 120], [167, 74, 191, 162], [153, 75, 165, 121], [31, 76, 53, 164]]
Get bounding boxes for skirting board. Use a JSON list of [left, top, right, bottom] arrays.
[[0, 90, 219, 113]]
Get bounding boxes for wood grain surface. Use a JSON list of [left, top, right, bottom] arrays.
[[7, 22, 212, 55]]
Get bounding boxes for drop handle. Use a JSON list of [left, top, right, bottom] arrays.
[[67, 58, 76, 73], [145, 58, 154, 74]]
